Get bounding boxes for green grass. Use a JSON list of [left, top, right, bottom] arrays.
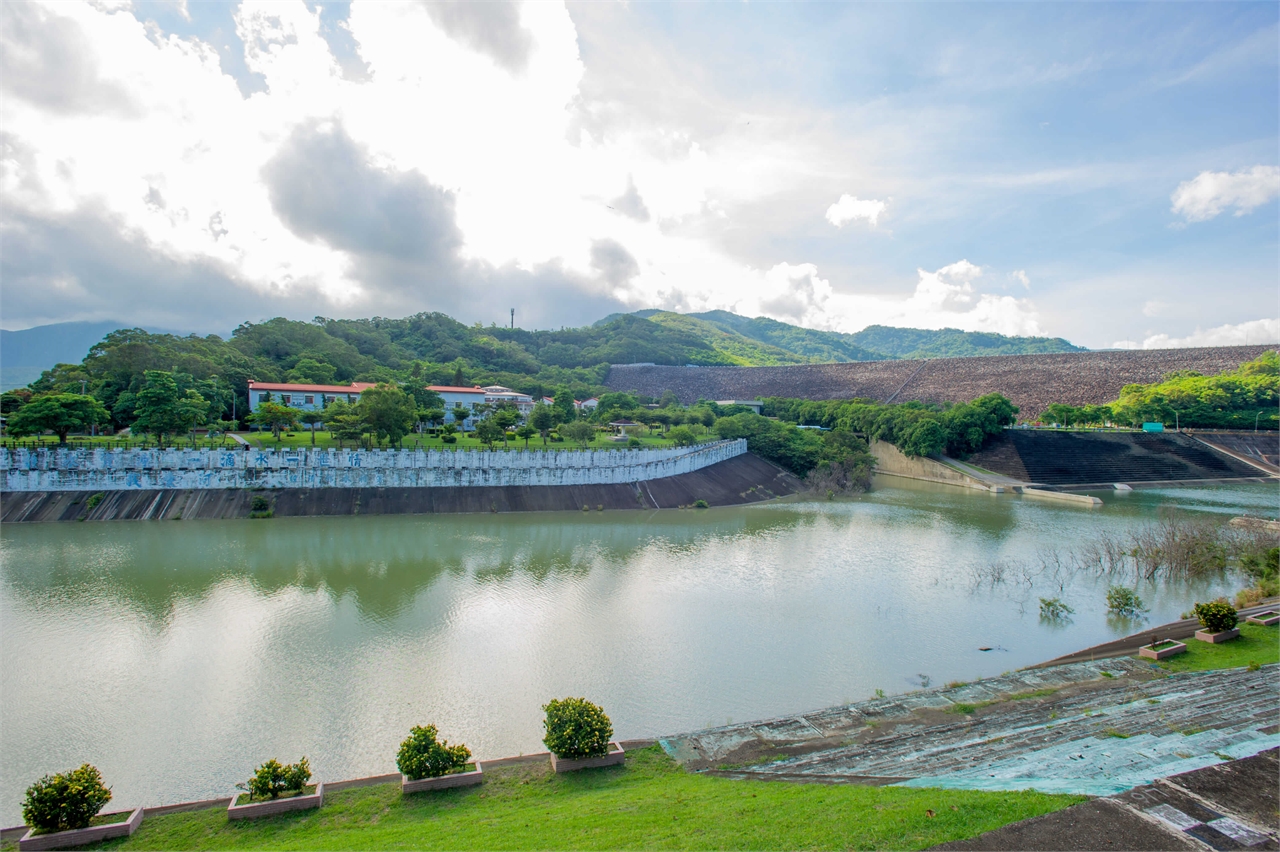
[[74, 748, 1082, 851], [1150, 623, 1279, 673]]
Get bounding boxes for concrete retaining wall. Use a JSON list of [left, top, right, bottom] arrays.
[[1, 441, 745, 491], [0, 453, 804, 522], [868, 440, 996, 491]]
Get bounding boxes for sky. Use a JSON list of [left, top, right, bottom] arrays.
[[1, 0, 1277, 349]]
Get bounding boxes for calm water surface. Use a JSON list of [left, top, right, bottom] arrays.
[[1, 479, 1274, 822]]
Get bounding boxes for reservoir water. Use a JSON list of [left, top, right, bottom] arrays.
[[1, 479, 1274, 823]]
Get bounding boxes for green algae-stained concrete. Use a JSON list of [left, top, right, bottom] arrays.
[[660, 660, 1280, 798]]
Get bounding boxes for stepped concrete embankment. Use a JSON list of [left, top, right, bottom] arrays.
[[0, 453, 802, 522], [966, 430, 1269, 489], [607, 345, 1275, 419]]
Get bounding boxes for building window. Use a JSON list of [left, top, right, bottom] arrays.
[[281, 394, 291, 405], [304, 395, 314, 405], [258, 393, 268, 403], [324, 395, 335, 404]]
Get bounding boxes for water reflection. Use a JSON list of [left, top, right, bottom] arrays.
[[0, 483, 1268, 824]]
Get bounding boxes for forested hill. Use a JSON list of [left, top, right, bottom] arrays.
[[598, 311, 1084, 362], [9, 309, 1088, 421]]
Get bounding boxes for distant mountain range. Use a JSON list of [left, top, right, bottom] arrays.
[[2, 310, 1085, 394], [597, 310, 1085, 364]]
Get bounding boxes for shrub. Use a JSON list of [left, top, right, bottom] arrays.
[[245, 757, 310, 801], [1193, 600, 1238, 633], [85, 492, 105, 511], [1106, 586, 1147, 617], [441, 434, 457, 443], [692, 499, 709, 509], [22, 764, 112, 832], [627, 437, 642, 448], [542, 697, 613, 759], [1038, 597, 1074, 620], [250, 495, 269, 512], [397, 725, 471, 780]]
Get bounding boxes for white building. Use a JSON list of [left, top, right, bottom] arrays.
[[716, 399, 764, 414], [247, 381, 376, 413], [427, 385, 487, 429], [480, 386, 535, 414]]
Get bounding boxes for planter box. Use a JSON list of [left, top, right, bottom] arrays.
[[401, 763, 484, 794], [1246, 611, 1279, 626], [227, 784, 323, 820], [1195, 627, 1240, 643], [18, 808, 142, 851], [550, 743, 625, 773], [1139, 640, 1187, 660]]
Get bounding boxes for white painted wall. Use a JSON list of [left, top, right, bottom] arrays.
[[0, 441, 747, 491]]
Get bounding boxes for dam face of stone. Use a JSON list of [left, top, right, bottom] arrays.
[[0, 479, 1272, 823]]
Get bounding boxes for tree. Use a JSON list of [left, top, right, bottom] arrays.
[[452, 363, 466, 387], [516, 424, 537, 448], [6, 394, 109, 443], [529, 403, 555, 445], [250, 401, 301, 442], [420, 407, 446, 430], [560, 420, 596, 448], [451, 405, 471, 428], [1, 389, 32, 415], [131, 371, 211, 447], [659, 389, 680, 409], [552, 387, 577, 424], [360, 383, 418, 447], [287, 358, 337, 385], [322, 399, 364, 449], [475, 418, 504, 449], [668, 425, 697, 446], [300, 411, 324, 445]]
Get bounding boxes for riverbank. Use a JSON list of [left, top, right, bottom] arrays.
[[5, 748, 1080, 852], [0, 453, 802, 522]]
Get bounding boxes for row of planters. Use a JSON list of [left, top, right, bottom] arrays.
[[1139, 600, 1279, 660], [16, 697, 619, 851]]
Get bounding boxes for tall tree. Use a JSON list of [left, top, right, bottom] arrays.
[[6, 394, 109, 443], [322, 399, 365, 449], [553, 387, 577, 424], [359, 383, 417, 447], [249, 401, 300, 442], [132, 371, 211, 447], [529, 403, 555, 445]]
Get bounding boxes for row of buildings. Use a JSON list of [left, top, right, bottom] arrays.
[[246, 381, 601, 428]]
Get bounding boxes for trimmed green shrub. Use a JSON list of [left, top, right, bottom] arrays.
[[692, 499, 709, 509], [250, 495, 269, 512], [1193, 600, 1238, 633], [244, 758, 311, 801], [1106, 586, 1146, 617], [396, 725, 471, 780], [85, 493, 105, 511], [543, 697, 613, 759], [22, 764, 112, 832]]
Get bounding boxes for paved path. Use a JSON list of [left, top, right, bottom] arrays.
[[660, 660, 1280, 797], [932, 748, 1279, 851]]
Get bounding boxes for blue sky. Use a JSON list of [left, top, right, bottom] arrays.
[[1, 1, 1275, 348]]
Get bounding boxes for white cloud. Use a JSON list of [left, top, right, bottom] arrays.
[[825, 194, 887, 227], [1171, 165, 1280, 222], [1121, 318, 1280, 350], [1010, 269, 1030, 289]]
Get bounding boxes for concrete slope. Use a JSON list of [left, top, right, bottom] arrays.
[[966, 431, 1265, 487], [660, 659, 1280, 798], [0, 453, 803, 522]]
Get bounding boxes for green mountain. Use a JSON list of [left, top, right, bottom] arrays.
[[846, 325, 1085, 359], [597, 310, 1084, 362]]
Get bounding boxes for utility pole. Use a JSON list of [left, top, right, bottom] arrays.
[[510, 308, 515, 329]]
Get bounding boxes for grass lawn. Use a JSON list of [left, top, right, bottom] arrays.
[[1152, 622, 1278, 673], [69, 748, 1082, 851]]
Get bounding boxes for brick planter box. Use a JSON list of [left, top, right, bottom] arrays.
[[18, 808, 142, 851], [1194, 628, 1240, 644], [550, 743, 625, 773], [227, 784, 323, 820], [1139, 640, 1187, 660], [1245, 611, 1279, 626], [401, 763, 484, 794]]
